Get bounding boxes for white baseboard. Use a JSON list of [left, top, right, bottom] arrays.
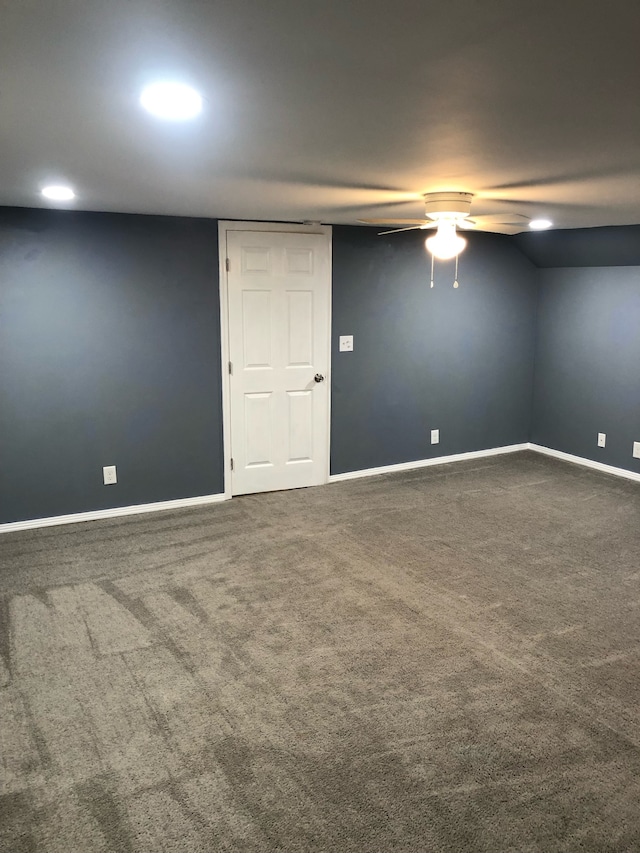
[[329, 442, 640, 485], [5, 442, 638, 535], [328, 443, 530, 483], [529, 443, 640, 483], [0, 492, 229, 534]]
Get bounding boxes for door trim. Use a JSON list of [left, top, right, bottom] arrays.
[[218, 221, 333, 498]]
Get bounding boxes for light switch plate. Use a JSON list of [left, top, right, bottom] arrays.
[[339, 335, 354, 352]]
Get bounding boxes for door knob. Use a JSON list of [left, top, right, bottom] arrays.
[[314, 373, 325, 383]]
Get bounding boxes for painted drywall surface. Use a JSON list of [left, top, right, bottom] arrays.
[[513, 225, 640, 268], [330, 226, 538, 475], [0, 208, 223, 524], [531, 266, 640, 473]]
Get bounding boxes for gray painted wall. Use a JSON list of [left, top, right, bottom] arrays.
[[531, 265, 640, 473], [330, 226, 538, 474], [4, 205, 638, 527], [0, 208, 223, 524], [513, 225, 640, 268]]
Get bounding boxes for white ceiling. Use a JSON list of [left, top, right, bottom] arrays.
[[2, 0, 639, 230]]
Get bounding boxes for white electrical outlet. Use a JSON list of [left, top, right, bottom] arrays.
[[431, 429, 440, 445], [103, 465, 117, 485], [339, 335, 354, 352], [633, 442, 640, 459], [597, 433, 606, 448]]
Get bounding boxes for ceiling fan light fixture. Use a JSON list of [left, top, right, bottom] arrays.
[[529, 218, 553, 230], [425, 221, 467, 260]]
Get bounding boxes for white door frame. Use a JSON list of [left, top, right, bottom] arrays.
[[218, 220, 333, 499]]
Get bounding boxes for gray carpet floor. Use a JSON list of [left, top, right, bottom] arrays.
[[2, 450, 640, 852]]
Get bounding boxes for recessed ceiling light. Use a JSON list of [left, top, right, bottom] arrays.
[[140, 82, 203, 120], [41, 185, 76, 201], [529, 218, 553, 230]]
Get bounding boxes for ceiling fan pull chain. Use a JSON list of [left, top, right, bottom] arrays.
[[453, 252, 459, 288], [430, 253, 435, 288]]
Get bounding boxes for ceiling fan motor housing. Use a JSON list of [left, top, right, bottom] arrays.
[[424, 191, 474, 221]]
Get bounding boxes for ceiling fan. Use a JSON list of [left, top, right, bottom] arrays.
[[359, 191, 530, 288], [359, 191, 529, 253]]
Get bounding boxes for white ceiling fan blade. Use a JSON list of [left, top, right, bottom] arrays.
[[360, 205, 531, 236], [470, 213, 530, 225], [377, 224, 431, 235], [358, 218, 431, 226], [457, 213, 531, 235], [484, 222, 530, 235], [465, 221, 528, 235]]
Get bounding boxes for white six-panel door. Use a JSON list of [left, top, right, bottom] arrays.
[[225, 229, 330, 496]]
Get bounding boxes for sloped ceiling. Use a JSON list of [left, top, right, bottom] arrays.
[[1, 0, 639, 229]]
